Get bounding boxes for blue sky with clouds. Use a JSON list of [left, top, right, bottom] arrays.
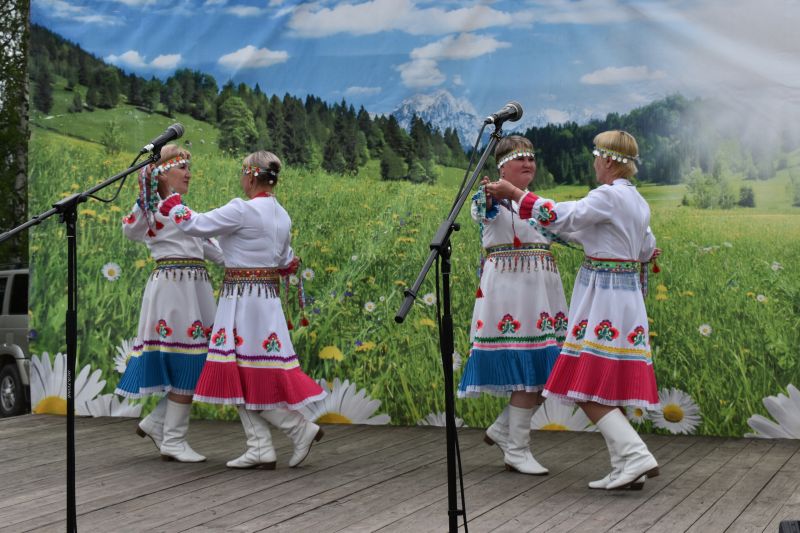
[[31, 0, 800, 128]]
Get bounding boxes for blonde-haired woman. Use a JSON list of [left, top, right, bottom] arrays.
[[160, 150, 325, 469], [486, 130, 660, 490], [116, 144, 224, 462], [458, 136, 569, 475]]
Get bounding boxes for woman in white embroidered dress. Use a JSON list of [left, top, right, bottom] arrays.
[[486, 130, 661, 490], [160, 150, 326, 469], [116, 144, 224, 463], [457, 136, 569, 475]]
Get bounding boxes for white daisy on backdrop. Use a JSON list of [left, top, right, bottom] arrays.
[[626, 405, 649, 424], [82, 394, 142, 417], [102, 262, 121, 281], [114, 337, 136, 374], [651, 387, 702, 434], [30, 352, 106, 416], [417, 411, 466, 428], [531, 401, 596, 431], [299, 378, 391, 425], [746, 384, 800, 438]]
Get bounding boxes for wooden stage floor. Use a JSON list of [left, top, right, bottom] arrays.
[[2, 414, 799, 532]]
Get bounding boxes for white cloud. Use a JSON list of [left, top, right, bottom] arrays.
[[225, 5, 266, 16], [34, 0, 120, 25], [396, 59, 446, 88], [105, 50, 181, 70], [344, 86, 382, 97], [218, 45, 289, 69], [411, 33, 511, 61], [452, 74, 464, 86], [111, 0, 157, 5], [150, 54, 182, 70], [528, 0, 645, 25], [203, 0, 227, 5], [288, 0, 533, 37], [542, 108, 569, 124], [105, 50, 148, 69], [580, 66, 667, 85]]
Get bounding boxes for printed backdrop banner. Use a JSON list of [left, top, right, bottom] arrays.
[[27, 0, 800, 438]]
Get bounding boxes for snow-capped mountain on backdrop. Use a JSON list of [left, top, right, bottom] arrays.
[[391, 90, 596, 150]]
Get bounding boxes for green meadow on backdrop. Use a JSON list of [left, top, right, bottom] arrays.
[[27, 69, 800, 436]]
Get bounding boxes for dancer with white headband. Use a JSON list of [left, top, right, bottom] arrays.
[[486, 130, 661, 490], [116, 143, 224, 462], [458, 135, 570, 475], [160, 150, 326, 469]]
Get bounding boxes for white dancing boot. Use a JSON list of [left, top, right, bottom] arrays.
[[261, 408, 324, 467], [483, 405, 510, 455], [136, 396, 168, 450], [588, 451, 646, 490], [596, 409, 658, 490], [503, 405, 548, 475], [227, 407, 277, 469], [159, 400, 206, 462]]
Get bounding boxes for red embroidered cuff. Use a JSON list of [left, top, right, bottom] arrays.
[[159, 193, 183, 216], [278, 256, 301, 276], [518, 191, 540, 220]]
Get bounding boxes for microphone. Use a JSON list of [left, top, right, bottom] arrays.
[[483, 101, 523, 126], [139, 123, 185, 155]]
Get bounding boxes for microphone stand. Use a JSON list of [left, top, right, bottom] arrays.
[[395, 125, 505, 532], [0, 153, 160, 533]]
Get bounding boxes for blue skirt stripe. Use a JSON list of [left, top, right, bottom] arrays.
[[457, 346, 560, 397], [115, 350, 208, 397]]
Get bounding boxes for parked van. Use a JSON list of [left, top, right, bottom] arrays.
[[0, 266, 30, 417]]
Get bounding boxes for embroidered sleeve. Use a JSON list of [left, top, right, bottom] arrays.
[[518, 187, 614, 233], [470, 188, 498, 224], [121, 202, 148, 242], [165, 197, 245, 238]]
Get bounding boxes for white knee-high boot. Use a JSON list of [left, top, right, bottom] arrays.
[[261, 409, 324, 467], [596, 409, 658, 490], [227, 407, 277, 469], [137, 396, 168, 450], [588, 448, 645, 490], [160, 400, 206, 462], [484, 405, 511, 455], [504, 405, 548, 475]]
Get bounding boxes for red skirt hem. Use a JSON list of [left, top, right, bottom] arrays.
[[543, 351, 658, 407]]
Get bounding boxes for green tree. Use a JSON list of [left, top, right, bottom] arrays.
[[33, 67, 53, 114], [217, 96, 258, 156], [69, 91, 83, 113], [738, 186, 755, 208], [380, 147, 407, 181], [0, 0, 30, 264], [101, 120, 123, 155]]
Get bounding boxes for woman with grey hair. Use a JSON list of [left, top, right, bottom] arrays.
[[160, 150, 326, 469]]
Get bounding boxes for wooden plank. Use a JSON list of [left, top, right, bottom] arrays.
[[76, 425, 426, 533], [345, 430, 596, 532], [686, 439, 800, 532], [5, 422, 361, 532], [727, 443, 800, 533], [608, 437, 749, 533], [517, 434, 694, 533], [642, 438, 775, 533], [4, 416, 800, 533]]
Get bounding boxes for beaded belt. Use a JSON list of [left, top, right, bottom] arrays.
[[582, 257, 640, 273], [152, 258, 207, 280], [485, 243, 556, 273], [222, 267, 280, 298]]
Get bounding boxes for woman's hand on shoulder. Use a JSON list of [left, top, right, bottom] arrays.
[[485, 179, 520, 202]]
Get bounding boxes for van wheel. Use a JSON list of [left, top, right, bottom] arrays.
[[0, 364, 25, 417]]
